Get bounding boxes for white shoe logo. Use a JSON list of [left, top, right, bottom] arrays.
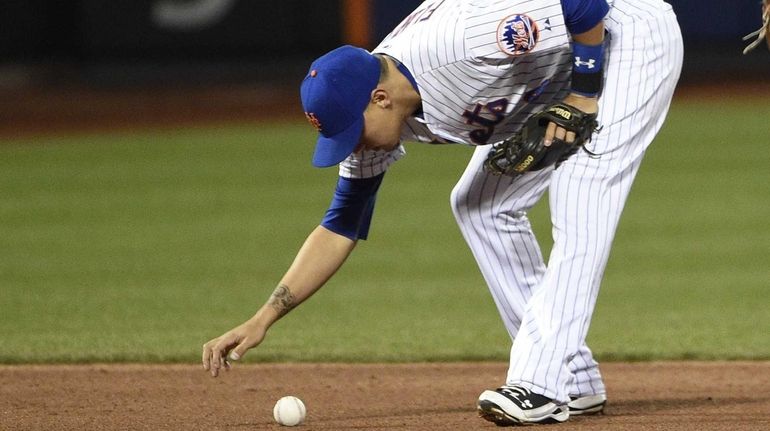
[[574, 57, 596, 69], [522, 400, 533, 408]]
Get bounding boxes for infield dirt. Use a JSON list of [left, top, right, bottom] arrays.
[[2, 362, 769, 430]]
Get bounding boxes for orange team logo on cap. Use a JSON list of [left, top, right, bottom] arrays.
[[305, 112, 323, 132]]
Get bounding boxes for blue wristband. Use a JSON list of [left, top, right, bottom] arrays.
[[572, 42, 604, 72], [571, 42, 604, 96]]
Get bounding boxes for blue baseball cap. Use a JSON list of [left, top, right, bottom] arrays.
[[300, 45, 381, 167]]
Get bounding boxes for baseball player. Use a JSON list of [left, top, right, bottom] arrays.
[[202, 0, 683, 425]]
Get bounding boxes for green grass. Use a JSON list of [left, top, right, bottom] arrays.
[[1, 98, 768, 364], [589, 98, 770, 360]]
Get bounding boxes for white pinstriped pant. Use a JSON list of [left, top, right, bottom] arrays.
[[450, 0, 684, 404]]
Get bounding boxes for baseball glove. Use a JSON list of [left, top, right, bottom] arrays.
[[484, 103, 599, 178], [743, 0, 770, 54]]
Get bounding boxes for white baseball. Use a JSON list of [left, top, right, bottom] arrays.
[[273, 395, 306, 427]]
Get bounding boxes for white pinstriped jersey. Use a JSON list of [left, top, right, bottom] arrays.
[[340, 0, 576, 179]]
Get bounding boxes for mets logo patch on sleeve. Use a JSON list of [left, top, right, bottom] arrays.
[[497, 14, 540, 56]]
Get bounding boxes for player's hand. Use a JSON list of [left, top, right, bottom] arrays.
[[202, 319, 266, 377], [544, 93, 598, 147]]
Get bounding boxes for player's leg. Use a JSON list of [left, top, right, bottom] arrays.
[[450, 146, 552, 339], [452, 145, 607, 416], [490, 124, 655, 425], [504, 151, 645, 403], [567, 344, 606, 414], [503, 0, 684, 408], [452, 142, 609, 403]]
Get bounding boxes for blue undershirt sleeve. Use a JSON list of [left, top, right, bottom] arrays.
[[560, 0, 609, 35], [321, 173, 385, 241]]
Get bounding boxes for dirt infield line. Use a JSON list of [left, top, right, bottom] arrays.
[[1, 362, 769, 430]]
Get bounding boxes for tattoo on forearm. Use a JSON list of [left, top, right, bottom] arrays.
[[268, 284, 296, 317]]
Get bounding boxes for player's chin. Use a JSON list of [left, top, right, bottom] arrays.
[[363, 139, 400, 152]]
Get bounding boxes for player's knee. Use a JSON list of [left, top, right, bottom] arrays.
[[449, 180, 474, 224]]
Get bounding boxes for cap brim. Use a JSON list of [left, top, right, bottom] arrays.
[[311, 116, 364, 167]]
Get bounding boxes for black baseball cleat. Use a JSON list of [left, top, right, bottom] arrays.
[[477, 385, 569, 426], [568, 393, 607, 416]]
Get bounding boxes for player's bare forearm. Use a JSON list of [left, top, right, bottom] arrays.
[[571, 21, 604, 46], [256, 225, 356, 324], [279, 225, 357, 306], [202, 225, 356, 376]]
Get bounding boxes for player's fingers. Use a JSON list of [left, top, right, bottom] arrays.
[[544, 122, 557, 146], [554, 126, 567, 143], [202, 340, 213, 371], [210, 346, 222, 377], [230, 339, 256, 362], [565, 130, 576, 144], [209, 337, 235, 377]]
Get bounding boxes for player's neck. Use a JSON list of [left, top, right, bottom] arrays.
[[382, 57, 422, 120]]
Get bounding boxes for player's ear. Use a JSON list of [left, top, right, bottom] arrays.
[[370, 88, 392, 108]]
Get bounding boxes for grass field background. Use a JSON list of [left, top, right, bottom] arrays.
[[1, 98, 768, 364]]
